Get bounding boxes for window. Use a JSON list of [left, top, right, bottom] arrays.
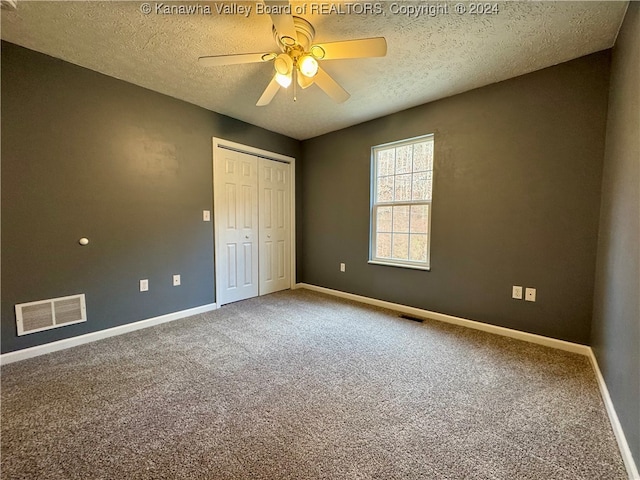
[[370, 134, 434, 270]]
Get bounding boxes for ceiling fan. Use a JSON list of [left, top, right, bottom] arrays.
[[198, 1, 387, 106]]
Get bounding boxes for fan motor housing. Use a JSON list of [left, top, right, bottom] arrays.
[[273, 16, 315, 51]]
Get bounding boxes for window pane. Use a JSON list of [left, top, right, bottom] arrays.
[[410, 205, 429, 234], [411, 171, 433, 201], [409, 234, 428, 262], [376, 206, 392, 232], [376, 176, 394, 202], [411, 172, 427, 201], [412, 142, 428, 172], [394, 174, 411, 201], [412, 141, 433, 172], [392, 233, 409, 260], [376, 233, 392, 258], [377, 149, 395, 177], [392, 205, 410, 233], [395, 145, 412, 174]]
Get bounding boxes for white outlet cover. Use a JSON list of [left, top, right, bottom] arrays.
[[340, 263, 346, 272], [140, 279, 149, 292], [525, 288, 536, 302], [173, 274, 181, 286], [512, 286, 523, 299], [203, 210, 211, 221]]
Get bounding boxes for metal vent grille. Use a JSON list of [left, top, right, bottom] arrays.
[[15, 294, 86, 336], [21, 303, 54, 332]]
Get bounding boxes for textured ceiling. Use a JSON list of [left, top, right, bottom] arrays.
[[1, 1, 628, 140]]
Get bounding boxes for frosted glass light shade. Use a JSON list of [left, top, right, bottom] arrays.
[[298, 55, 318, 77]]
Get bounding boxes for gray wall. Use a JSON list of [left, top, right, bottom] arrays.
[[592, 3, 640, 467], [301, 52, 611, 345], [1, 41, 300, 353]]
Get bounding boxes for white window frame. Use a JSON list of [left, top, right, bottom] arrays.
[[369, 134, 434, 271]]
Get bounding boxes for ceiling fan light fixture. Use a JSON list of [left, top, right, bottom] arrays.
[[298, 55, 318, 78], [274, 53, 293, 75], [276, 72, 292, 88]]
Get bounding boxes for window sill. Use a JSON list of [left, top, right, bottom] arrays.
[[368, 260, 431, 271]]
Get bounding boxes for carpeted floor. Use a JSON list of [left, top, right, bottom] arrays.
[[1, 289, 628, 479]]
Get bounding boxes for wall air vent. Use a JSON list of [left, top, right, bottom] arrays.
[[15, 294, 86, 336]]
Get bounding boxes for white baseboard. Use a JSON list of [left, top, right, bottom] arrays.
[[296, 282, 638, 480], [295, 283, 590, 355], [0, 303, 218, 365], [588, 350, 640, 480]]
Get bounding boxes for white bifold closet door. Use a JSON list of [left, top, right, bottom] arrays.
[[214, 148, 290, 306], [215, 149, 260, 305], [258, 158, 291, 296]]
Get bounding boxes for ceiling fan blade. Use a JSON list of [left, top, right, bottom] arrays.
[[264, 1, 297, 44], [256, 75, 281, 106], [198, 52, 274, 67], [314, 68, 350, 103], [312, 37, 387, 60], [297, 73, 314, 89]]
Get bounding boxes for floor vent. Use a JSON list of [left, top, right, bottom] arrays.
[[399, 313, 424, 323], [15, 294, 86, 336]]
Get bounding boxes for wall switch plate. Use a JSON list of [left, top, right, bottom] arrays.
[[173, 274, 181, 286], [525, 288, 536, 302], [340, 263, 346, 272], [140, 279, 149, 292], [203, 210, 211, 222], [512, 286, 523, 299]]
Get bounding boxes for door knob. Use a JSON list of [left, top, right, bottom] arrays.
[[245, 235, 249, 239], [267, 234, 271, 238]]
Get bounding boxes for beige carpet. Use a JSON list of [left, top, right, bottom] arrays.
[[1, 289, 628, 479]]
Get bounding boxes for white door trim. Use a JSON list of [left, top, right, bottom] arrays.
[[212, 138, 296, 305]]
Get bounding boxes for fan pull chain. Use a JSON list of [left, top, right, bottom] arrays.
[[293, 68, 297, 102]]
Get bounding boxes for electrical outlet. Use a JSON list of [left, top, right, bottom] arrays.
[[140, 279, 149, 292], [173, 274, 181, 286], [512, 286, 523, 299], [340, 263, 346, 272], [203, 210, 211, 222], [525, 288, 536, 302]]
